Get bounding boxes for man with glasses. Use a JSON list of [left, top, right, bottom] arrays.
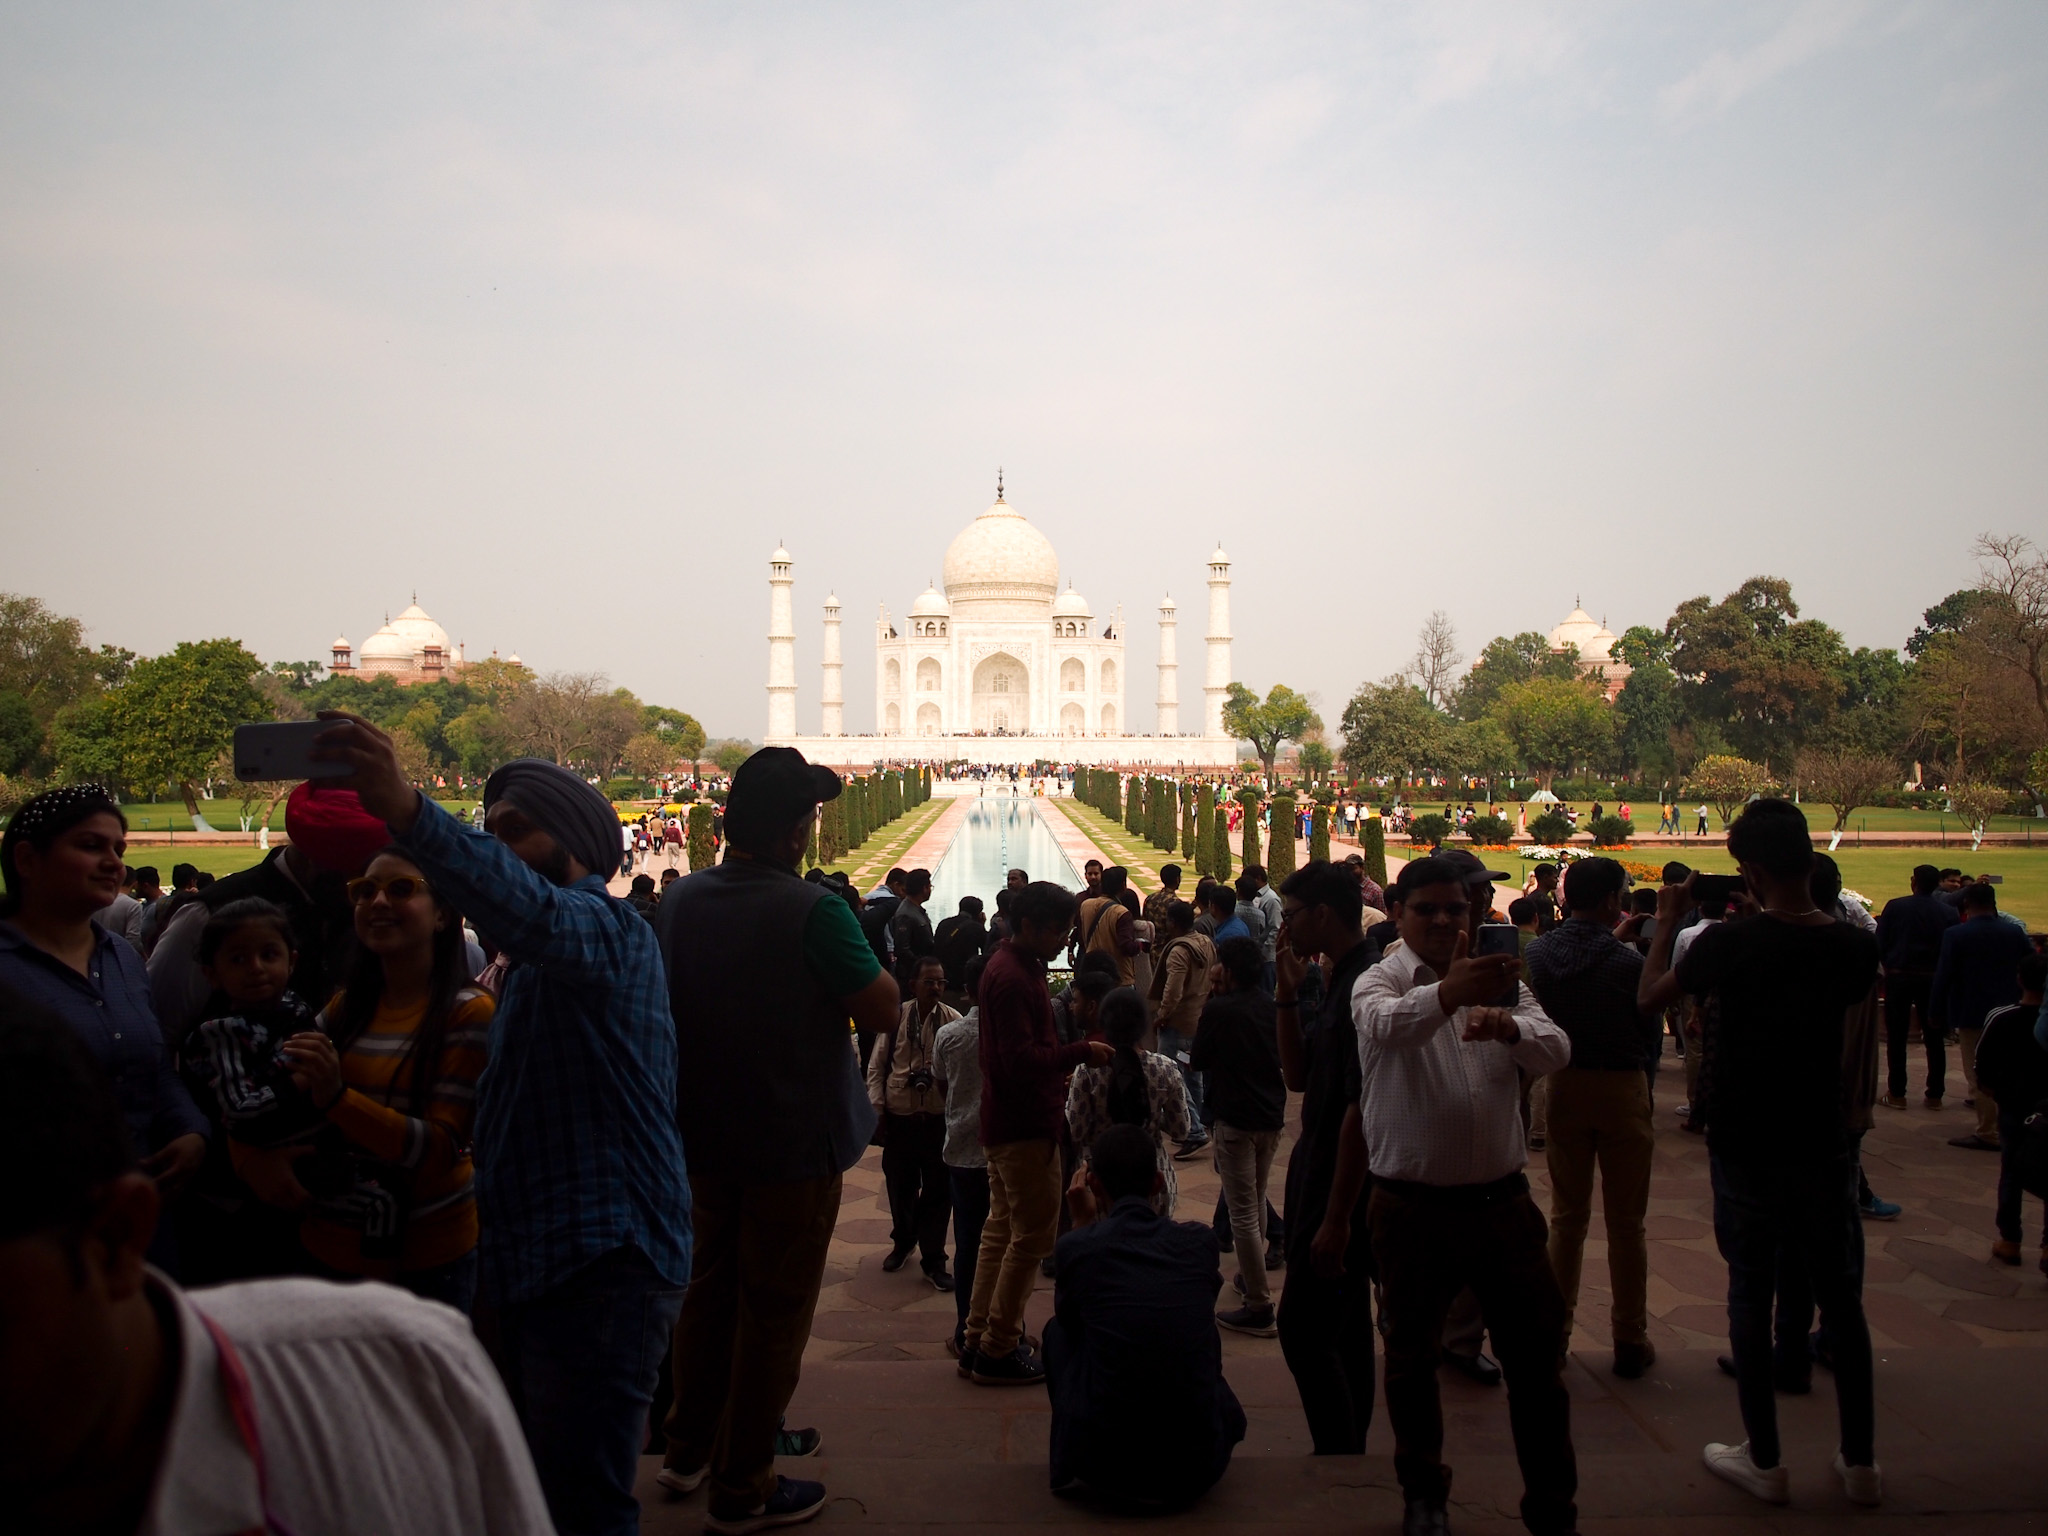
[[1355, 856, 1576, 1536]]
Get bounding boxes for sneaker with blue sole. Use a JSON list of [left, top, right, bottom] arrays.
[[705, 1475, 828, 1533]]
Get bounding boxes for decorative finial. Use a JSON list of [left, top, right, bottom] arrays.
[[996, 467, 1004, 501]]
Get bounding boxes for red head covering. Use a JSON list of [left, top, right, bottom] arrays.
[[284, 783, 393, 875]]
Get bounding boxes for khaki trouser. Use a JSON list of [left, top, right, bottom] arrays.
[[1544, 1067, 1654, 1348], [1957, 1026, 1999, 1142], [1213, 1122, 1281, 1309], [966, 1137, 1062, 1357]]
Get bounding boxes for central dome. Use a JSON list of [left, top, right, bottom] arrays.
[[943, 496, 1059, 614]]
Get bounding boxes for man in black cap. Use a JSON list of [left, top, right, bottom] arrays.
[[310, 714, 692, 1536], [656, 747, 901, 1534]]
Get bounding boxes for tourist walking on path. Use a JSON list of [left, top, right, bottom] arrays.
[[0, 1003, 559, 1536], [1064, 986, 1192, 1215], [274, 850, 494, 1311], [1929, 882, 2034, 1150], [1355, 855, 1576, 1536], [870, 954, 959, 1286], [311, 714, 692, 1536], [1975, 952, 2048, 1272], [1150, 898, 1216, 1153], [1640, 799, 1883, 1508], [657, 747, 900, 1533], [1874, 865, 1959, 1109], [1193, 935, 1286, 1337], [888, 868, 937, 986], [1274, 860, 1381, 1455], [934, 954, 991, 1356], [0, 785, 210, 1276], [1077, 865, 1140, 986], [1521, 856, 1659, 1378], [965, 881, 1114, 1386]]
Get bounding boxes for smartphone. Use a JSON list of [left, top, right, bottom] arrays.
[[1474, 922, 1521, 1008], [1638, 916, 1659, 942], [232, 721, 351, 783], [1691, 873, 1746, 904]]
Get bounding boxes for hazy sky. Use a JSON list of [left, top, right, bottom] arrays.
[[4, 2, 2044, 739]]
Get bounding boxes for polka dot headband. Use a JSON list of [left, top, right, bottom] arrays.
[[5, 784, 119, 843]]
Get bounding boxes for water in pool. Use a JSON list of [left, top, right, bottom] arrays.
[[924, 795, 1083, 921]]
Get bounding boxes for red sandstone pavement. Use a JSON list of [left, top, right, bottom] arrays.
[[634, 1067, 2048, 1531]]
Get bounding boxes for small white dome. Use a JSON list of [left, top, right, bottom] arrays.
[[507, 652, 522, 666], [1158, 593, 1176, 611], [1209, 544, 1231, 566], [331, 634, 351, 651], [770, 544, 793, 564], [358, 625, 413, 662], [910, 583, 952, 618], [1052, 584, 1093, 618], [1548, 605, 1605, 656]]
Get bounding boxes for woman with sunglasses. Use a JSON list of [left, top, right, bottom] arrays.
[[0, 785, 210, 1271], [275, 848, 493, 1311]]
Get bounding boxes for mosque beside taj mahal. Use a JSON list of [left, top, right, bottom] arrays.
[[763, 477, 1243, 767]]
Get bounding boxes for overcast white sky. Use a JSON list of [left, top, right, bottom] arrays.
[[4, 2, 2043, 738]]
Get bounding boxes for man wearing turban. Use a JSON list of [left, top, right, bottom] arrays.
[[311, 712, 691, 1536]]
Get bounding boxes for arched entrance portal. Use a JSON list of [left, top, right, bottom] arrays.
[[972, 652, 1029, 734]]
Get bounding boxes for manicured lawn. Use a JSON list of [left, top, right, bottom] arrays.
[[115, 844, 275, 881], [1393, 796, 2047, 843], [107, 797, 481, 833]]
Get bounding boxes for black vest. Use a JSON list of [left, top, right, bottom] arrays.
[[658, 859, 874, 1182]]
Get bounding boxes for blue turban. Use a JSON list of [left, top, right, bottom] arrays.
[[483, 760, 622, 882]]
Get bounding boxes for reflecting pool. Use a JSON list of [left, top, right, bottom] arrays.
[[926, 795, 1083, 919]]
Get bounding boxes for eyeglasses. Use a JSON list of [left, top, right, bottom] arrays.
[[346, 874, 432, 905], [1403, 901, 1469, 919]]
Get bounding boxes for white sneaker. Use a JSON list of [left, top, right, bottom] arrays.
[[655, 1462, 707, 1495], [1703, 1442, 1790, 1504], [1834, 1453, 1882, 1506]]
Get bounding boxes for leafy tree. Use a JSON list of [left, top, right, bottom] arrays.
[[1449, 717, 1514, 793], [622, 732, 682, 783], [267, 660, 325, 691], [107, 639, 269, 827], [1612, 660, 1680, 782], [446, 705, 515, 777], [1339, 678, 1452, 784], [1267, 792, 1297, 881], [641, 705, 706, 767], [1610, 625, 1670, 670], [0, 593, 100, 725], [1487, 676, 1611, 790], [1665, 578, 1848, 767], [0, 691, 39, 776], [1454, 632, 1578, 721], [1906, 589, 1986, 658], [1222, 683, 1321, 777], [1297, 739, 1333, 787], [1823, 647, 1907, 756], [709, 738, 756, 775], [48, 695, 125, 786], [1947, 782, 2005, 853], [389, 727, 435, 787], [1794, 746, 1900, 851], [1687, 754, 1775, 827]]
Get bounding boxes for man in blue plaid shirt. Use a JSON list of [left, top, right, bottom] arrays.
[[315, 712, 691, 1536]]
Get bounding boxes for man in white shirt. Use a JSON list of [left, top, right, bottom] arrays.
[[1353, 855, 1577, 1536], [0, 1000, 553, 1536]]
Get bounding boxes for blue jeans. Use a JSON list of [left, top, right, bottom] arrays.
[[493, 1246, 685, 1536], [1156, 1026, 1207, 1129], [1710, 1154, 1874, 1468], [950, 1164, 991, 1349]]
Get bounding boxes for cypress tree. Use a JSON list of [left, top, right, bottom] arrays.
[[1181, 784, 1197, 860], [808, 816, 820, 870], [1211, 800, 1232, 884], [1363, 814, 1388, 888], [1127, 774, 1145, 836], [1268, 792, 1297, 881], [687, 804, 717, 870], [1238, 787, 1263, 871], [1310, 802, 1331, 864], [848, 780, 866, 848], [1195, 784, 1215, 876]]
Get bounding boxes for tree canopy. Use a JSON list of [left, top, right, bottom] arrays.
[[1222, 682, 1321, 776]]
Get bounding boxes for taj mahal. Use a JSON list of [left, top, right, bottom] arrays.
[[763, 478, 1241, 766]]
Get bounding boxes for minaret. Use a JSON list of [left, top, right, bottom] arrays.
[[766, 543, 797, 743], [1204, 545, 1232, 737], [1155, 594, 1179, 735], [820, 592, 843, 737]]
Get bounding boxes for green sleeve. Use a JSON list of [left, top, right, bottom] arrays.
[[804, 895, 884, 997]]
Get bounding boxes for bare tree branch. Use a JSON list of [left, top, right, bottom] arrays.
[[1410, 611, 1463, 712]]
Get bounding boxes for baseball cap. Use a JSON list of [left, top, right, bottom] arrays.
[[725, 747, 843, 849], [1433, 849, 1513, 886]]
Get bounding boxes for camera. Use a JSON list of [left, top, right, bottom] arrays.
[[905, 1068, 936, 1094]]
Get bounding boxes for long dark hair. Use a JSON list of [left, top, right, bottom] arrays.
[[1098, 986, 1151, 1128], [1, 784, 125, 920], [329, 860, 472, 1117]]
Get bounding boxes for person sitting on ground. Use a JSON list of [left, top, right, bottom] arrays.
[[1976, 952, 2048, 1274], [1192, 935, 1285, 1338], [1929, 881, 2034, 1150], [1044, 1123, 1247, 1511], [266, 850, 494, 1312], [0, 997, 556, 1535], [868, 955, 958, 1288], [1065, 986, 1192, 1216]]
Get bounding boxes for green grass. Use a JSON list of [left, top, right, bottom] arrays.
[[118, 844, 275, 881], [1050, 800, 1185, 895], [814, 798, 951, 890], [1399, 797, 2048, 842], [104, 797, 481, 833]]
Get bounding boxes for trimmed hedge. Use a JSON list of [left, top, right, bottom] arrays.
[[1363, 816, 1387, 888], [687, 804, 717, 870], [1310, 802, 1331, 864], [1267, 792, 1297, 881]]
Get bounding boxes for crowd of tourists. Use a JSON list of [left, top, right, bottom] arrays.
[[4, 732, 2045, 1536]]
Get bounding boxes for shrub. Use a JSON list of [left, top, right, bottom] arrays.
[[1363, 816, 1387, 887], [1211, 803, 1232, 884], [1465, 814, 1513, 846], [687, 804, 717, 870], [1238, 788, 1263, 869], [1410, 813, 1453, 847], [1182, 784, 1198, 860], [1529, 810, 1576, 846], [1310, 802, 1331, 863], [1268, 793, 1298, 881], [1586, 814, 1633, 848]]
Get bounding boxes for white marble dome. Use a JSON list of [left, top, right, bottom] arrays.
[[910, 583, 952, 617], [386, 601, 451, 656], [357, 625, 414, 667], [1548, 605, 1609, 660], [943, 495, 1059, 613], [1051, 584, 1093, 618]]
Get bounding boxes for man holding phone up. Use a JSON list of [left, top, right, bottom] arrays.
[[1354, 856, 1575, 1536]]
